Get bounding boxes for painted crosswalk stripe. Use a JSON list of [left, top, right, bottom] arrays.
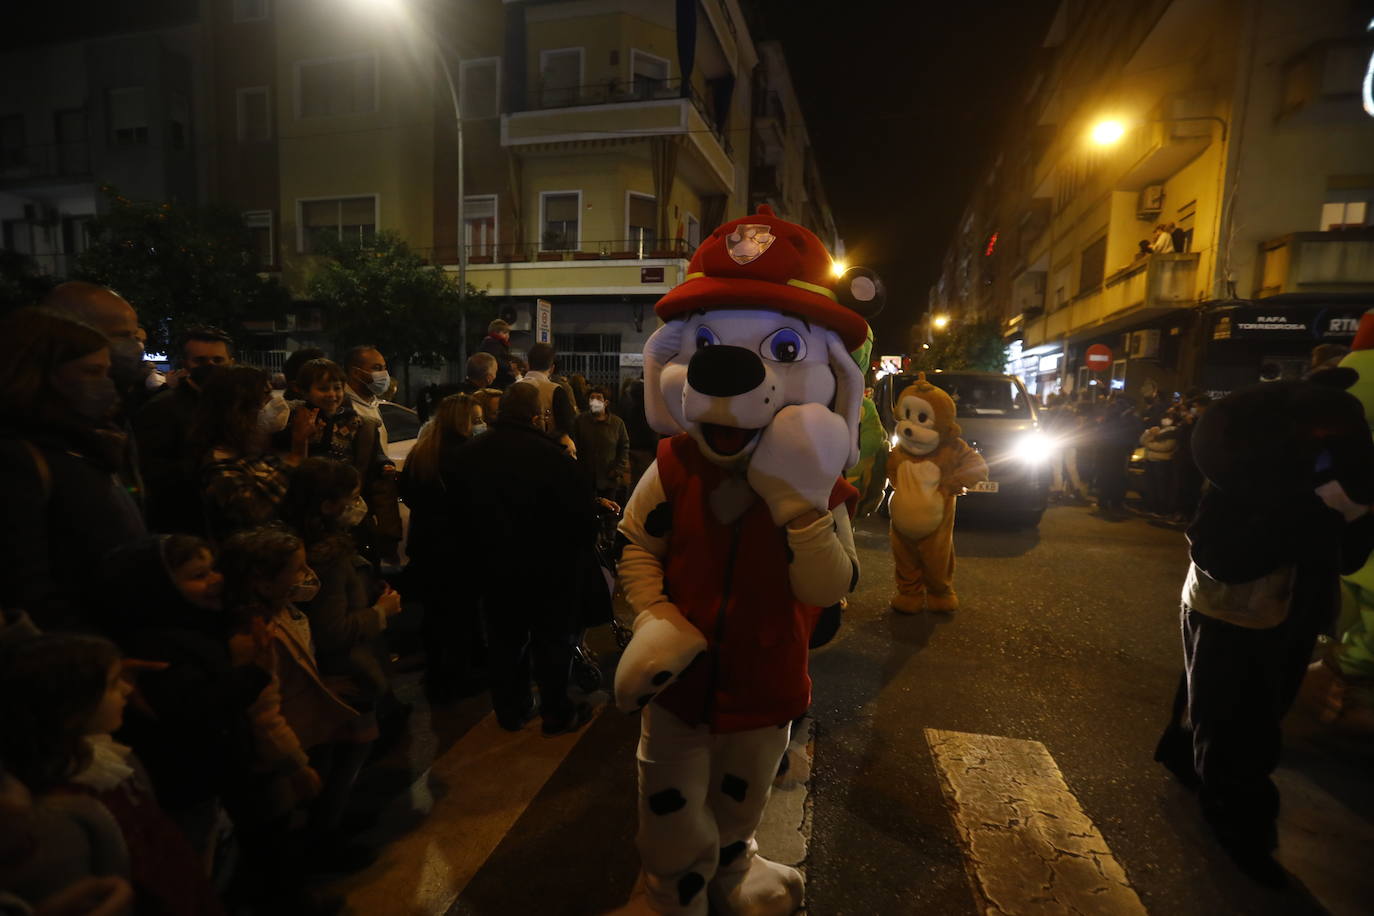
[[925, 728, 1148, 916], [334, 710, 599, 915]]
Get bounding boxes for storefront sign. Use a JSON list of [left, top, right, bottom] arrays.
[[619, 352, 644, 367], [1211, 306, 1365, 341]]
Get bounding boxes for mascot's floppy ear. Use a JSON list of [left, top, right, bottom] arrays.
[[828, 331, 864, 470], [643, 320, 687, 436]]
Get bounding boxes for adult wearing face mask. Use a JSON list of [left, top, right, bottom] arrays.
[[134, 327, 236, 534], [342, 345, 392, 451], [0, 309, 147, 632], [572, 386, 630, 505], [189, 365, 314, 541]]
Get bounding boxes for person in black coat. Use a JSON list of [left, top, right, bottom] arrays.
[[1154, 376, 1374, 886], [0, 309, 147, 633], [443, 383, 597, 734], [478, 319, 517, 390]]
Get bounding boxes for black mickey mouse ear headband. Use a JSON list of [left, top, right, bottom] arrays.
[[834, 266, 886, 320]]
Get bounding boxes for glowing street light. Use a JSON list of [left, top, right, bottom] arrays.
[[932, 314, 950, 331], [1089, 119, 1127, 147]]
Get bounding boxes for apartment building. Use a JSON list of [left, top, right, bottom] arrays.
[[929, 0, 1374, 400]]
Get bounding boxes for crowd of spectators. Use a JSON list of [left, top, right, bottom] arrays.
[[0, 292, 637, 915]]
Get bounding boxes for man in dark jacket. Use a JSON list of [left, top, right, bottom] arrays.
[[446, 382, 596, 734], [479, 319, 517, 389], [134, 327, 234, 533]]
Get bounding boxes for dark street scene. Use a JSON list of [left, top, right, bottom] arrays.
[[2, 0, 1374, 914]]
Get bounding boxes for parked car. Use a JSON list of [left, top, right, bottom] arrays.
[[378, 401, 421, 468], [874, 369, 1051, 528]]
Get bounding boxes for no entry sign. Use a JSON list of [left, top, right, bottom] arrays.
[[1085, 344, 1113, 371]]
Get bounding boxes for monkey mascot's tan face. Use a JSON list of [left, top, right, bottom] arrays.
[[894, 374, 959, 458]]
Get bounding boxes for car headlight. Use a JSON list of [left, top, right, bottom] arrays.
[[1013, 432, 1055, 464]]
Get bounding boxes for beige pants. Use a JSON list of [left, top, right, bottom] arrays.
[[891, 496, 957, 599]]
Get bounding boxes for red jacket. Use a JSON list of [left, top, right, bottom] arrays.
[[653, 434, 856, 733]]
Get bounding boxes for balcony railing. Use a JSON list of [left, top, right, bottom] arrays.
[[1258, 229, 1374, 297], [417, 237, 696, 267], [0, 141, 91, 184], [1026, 253, 1198, 346], [513, 78, 730, 152]]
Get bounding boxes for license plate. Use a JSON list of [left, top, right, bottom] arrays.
[[969, 481, 999, 493]]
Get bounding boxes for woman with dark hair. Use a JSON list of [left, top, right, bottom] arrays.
[[400, 394, 487, 702], [0, 307, 146, 631], [190, 365, 314, 541], [0, 633, 222, 915]]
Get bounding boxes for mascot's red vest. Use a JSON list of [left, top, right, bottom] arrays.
[[654, 434, 857, 732]]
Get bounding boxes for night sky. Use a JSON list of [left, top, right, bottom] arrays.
[[751, 1, 1058, 354]]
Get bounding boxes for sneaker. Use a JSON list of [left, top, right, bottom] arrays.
[[541, 702, 594, 737]]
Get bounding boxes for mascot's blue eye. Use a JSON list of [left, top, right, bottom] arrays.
[[761, 328, 806, 363], [695, 326, 720, 350]]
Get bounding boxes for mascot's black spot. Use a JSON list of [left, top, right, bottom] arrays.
[[648, 788, 687, 816], [721, 774, 749, 803], [719, 841, 747, 868], [849, 560, 860, 592], [784, 544, 794, 563], [677, 872, 705, 905], [637, 693, 655, 708], [651, 670, 673, 686], [645, 502, 673, 538], [612, 531, 631, 562]]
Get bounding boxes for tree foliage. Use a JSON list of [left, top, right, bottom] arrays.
[[907, 318, 1008, 373], [75, 187, 291, 353], [306, 231, 486, 368], [0, 250, 58, 317]]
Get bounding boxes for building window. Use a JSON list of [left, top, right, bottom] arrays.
[[54, 109, 88, 174], [1078, 236, 1106, 294], [539, 48, 582, 108], [297, 54, 378, 119], [630, 49, 670, 99], [627, 193, 657, 252], [168, 92, 189, 151], [685, 212, 700, 249], [233, 0, 269, 22], [460, 58, 500, 120], [0, 114, 23, 169], [540, 191, 580, 250], [62, 215, 93, 258], [237, 87, 271, 142], [1321, 200, 1369, 230], [108, 87, 148, 146], [3, 219, 35, 255], [298, 196, 377, 253], [244, 210, 274, 267], [464, 195, 497, 256]]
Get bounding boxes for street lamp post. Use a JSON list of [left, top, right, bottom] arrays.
[[434, 45, 468, 366]]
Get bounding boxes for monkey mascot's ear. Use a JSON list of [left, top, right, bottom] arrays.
[[834, 266, 886, 321]]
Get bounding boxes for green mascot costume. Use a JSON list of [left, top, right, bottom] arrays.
[[843, 328, 889, 517], [1303, 313, 1374, 732]]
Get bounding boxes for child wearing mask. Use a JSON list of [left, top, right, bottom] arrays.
[[285, 359, 401, 565], [0, 634, 222, 915], [218, 525, 369, 874]]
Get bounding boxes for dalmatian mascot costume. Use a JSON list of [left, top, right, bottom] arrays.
[[611, 206, 883, 915]]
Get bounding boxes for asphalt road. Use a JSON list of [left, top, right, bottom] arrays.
[[340, 503, 1372, 915]]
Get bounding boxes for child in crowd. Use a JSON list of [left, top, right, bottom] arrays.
[[0, 633, 221, 915], [284, 359, 401, 564]]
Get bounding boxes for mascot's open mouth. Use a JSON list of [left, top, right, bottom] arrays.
[[701, 422, 760, 456]]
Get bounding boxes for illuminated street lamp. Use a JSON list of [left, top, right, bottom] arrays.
[[1089, 119, 1127, 147], [359, 0, 469, 362], [932, 314, 951, 331]]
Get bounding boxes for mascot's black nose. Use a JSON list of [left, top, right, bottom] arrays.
[[687, 345, 765, 398]]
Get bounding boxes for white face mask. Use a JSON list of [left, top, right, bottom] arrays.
[[589, 399, 605, 415], [257, 397, 291, 434], [338, 495, 369, 529], [366, 370, 390, 397], [289, 570, 321, 604], [471, 422, 488, 437]]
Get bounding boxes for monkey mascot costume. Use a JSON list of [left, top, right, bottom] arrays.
[[886, 373, 988, 613], [609, 206, 884, 915]]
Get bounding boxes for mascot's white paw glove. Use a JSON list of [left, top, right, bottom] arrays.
[[613, 602, 708, 713], [747, 403, 850, 527]]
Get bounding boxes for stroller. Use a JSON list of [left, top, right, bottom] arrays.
[[570, 496, 634, 693]]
